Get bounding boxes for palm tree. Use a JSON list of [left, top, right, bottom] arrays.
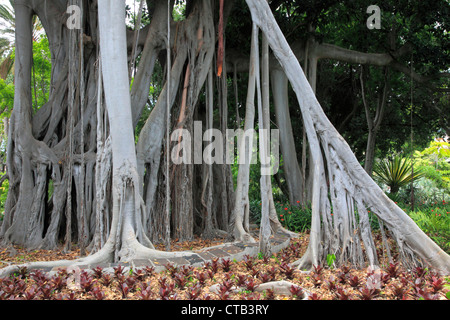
[[0, 39, 14, 80], [373, 155, 424, 194], [0, 0, 15, 40]]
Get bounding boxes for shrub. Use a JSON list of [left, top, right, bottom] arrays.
[[408, 201, 450, 253], [250, 199, 312, 233]]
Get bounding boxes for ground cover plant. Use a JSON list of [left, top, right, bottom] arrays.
[[0, 235, 448, 300], [0, 0, 449, 300]]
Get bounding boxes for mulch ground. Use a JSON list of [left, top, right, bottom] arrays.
[[0, 233, 449, 300]]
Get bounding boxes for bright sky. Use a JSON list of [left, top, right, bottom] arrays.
[[0, 0, 140, 35], [0, 0, 13, 41]]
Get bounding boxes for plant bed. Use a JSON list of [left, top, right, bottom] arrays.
[[0, 234, 449, 300]]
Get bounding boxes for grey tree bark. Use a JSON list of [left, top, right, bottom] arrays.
[[360, 67, 389, 176], [271, 67, 304, 206], [257, 27, 271, 257], [229, 21, 258, 243]]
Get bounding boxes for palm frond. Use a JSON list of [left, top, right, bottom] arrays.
[[373, 155, 424, 194], [0, 2, 15, 31], [0, 53, 14, 80]]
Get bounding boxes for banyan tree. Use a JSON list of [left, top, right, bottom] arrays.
[[0, 0, 449, 277]]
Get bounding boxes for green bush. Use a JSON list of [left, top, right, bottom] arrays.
[[250, 199, 312, 233], [412, 140, 450, 204], [0, 174, 7, 220], [278, 203, 312, 233], [408, 200, 450, 254]]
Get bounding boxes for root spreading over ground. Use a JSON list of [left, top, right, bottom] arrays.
[[1, 232, 448, 300]]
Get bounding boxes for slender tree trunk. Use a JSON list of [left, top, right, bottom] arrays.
[[201, 68, 215, 239], [271, 67, 303, 206], [257, 28, 272, 256], [361, 67, 389, 176], [229, 21, 258, 243], [364, 130, 378, 175], [218, 60, 232, 234], [97, 0, 147, 261]]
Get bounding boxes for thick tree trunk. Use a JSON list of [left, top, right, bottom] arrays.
[[171, 0, 216, 242], [1, 2, 34, 245], [1, 2, 63, 249], [1, 0, 100, 252], [260, 34, 295, 241]]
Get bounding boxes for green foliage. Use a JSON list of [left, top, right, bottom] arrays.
[[445, 278, 450, 300], [30, 35, 52, 110], [408, 200, 450, 254], [412, 177, 450, 205], [275, 202, 312, 233], [0, 34, 51, 117], [0, 0, 15, 59], [0, 77, 14, 117], [250, 199, 312, 233], [421, 141, 450, 159], [411, 139, 450, 203], [372, 140, 450, 253], [326, 254, 336, 269], [0, 173, 7, 218], [373, 155, 424, 194]]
